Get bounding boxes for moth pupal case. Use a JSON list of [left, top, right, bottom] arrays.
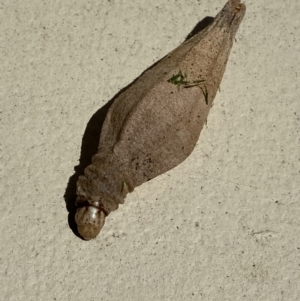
[[75, 201, 106, 240], [73, 0, 246, 240]]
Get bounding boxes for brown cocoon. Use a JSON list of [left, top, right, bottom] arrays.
[[75, 0, 246, 240]]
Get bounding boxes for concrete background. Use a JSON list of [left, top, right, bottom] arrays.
[[1, 0, 299, 300]]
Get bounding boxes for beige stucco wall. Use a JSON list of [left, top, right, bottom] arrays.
[[1, 1, 299, 300]]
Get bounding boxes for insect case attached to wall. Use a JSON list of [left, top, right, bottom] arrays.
[[75, 0, 246, 240]]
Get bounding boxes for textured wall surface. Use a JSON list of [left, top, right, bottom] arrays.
[[1, 1, 299, 300]]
